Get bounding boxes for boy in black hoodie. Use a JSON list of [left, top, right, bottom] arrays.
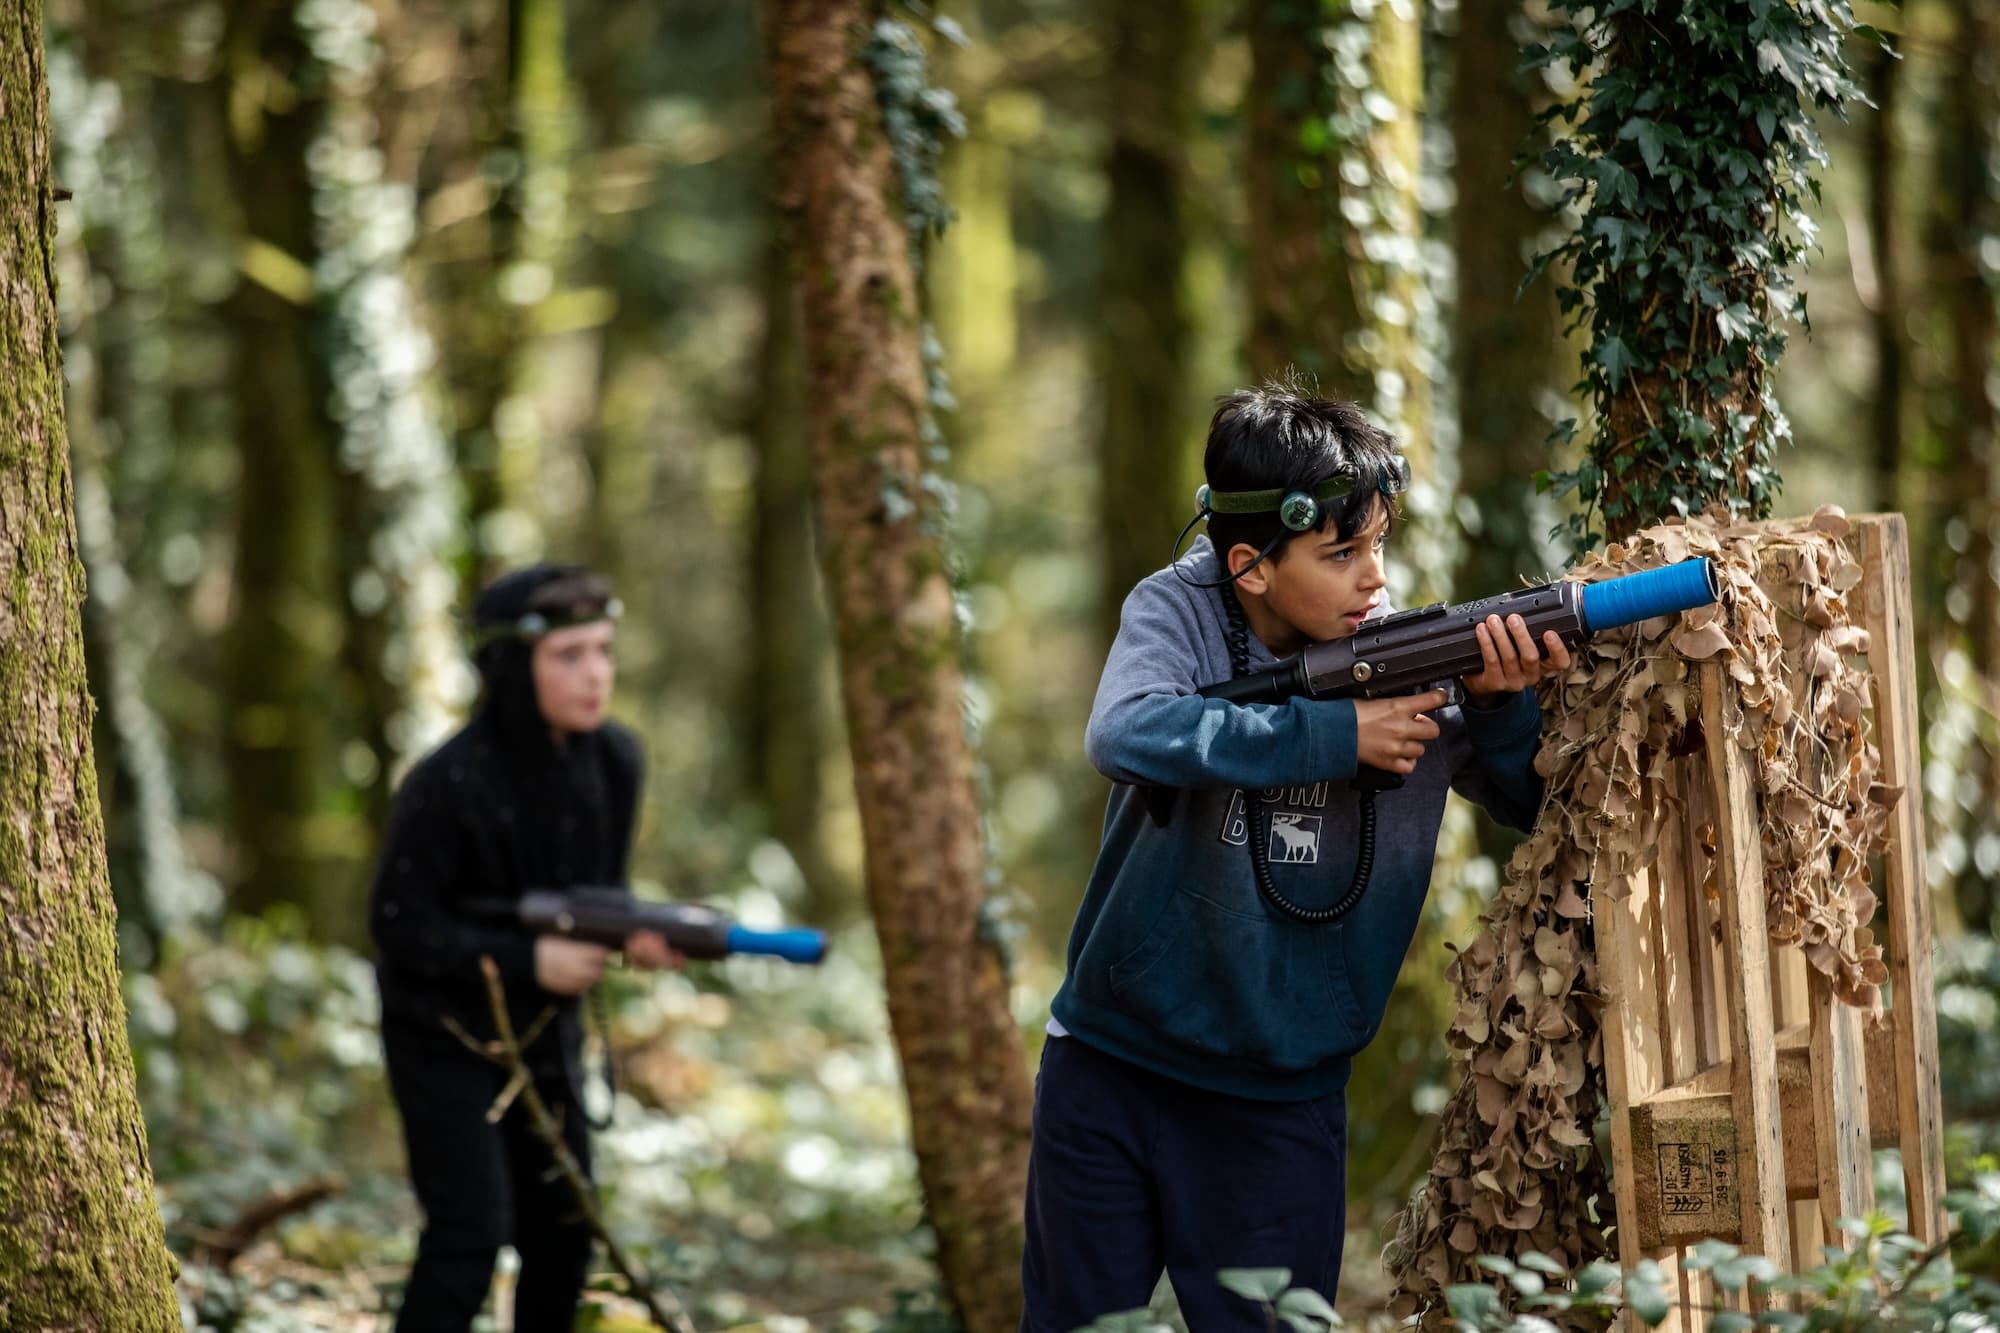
[[370, 563, 675, 1332]]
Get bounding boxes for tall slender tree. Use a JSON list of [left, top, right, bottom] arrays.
[[216, 0, 340, 926], [1096, 0, 1194, 644], [1452, 0, 1563, 595], [746, 229, 847, 922], [1935, 0, 1999, 930], [0, 0, 183, 1317], [1245, 0, 1364, 396], [763, 8, 1033, 1331], [1864, 37, 1906, 513], [1244, 0, 1440, 593]]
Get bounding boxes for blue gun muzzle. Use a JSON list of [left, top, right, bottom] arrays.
[[724, 925, 828, 965], [1580, 557, 1721, 633]]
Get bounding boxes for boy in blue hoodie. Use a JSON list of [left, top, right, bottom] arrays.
[[1023, 384, 1571, 1330]]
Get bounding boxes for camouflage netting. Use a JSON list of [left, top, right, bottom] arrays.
[[1383, 509, 1898, 1324]]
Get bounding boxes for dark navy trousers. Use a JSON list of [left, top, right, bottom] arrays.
[[1021, 1035, 1348, 1332]]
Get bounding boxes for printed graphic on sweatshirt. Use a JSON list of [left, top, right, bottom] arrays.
[[1219, 783, 1329, 857], [1268, 812, 1321, 862]]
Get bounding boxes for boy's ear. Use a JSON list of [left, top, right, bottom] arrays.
[[1227, 542, 1273, 596]]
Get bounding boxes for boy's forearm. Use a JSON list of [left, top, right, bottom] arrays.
[[1087, 693, 1358, 789]]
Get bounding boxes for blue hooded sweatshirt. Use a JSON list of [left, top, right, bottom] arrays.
[[1047, 537, 1547, 1102]]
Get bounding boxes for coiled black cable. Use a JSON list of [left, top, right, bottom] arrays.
[[1223, 587, 1382, 925]]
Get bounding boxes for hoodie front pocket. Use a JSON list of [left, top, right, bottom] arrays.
[[1108, 890, 1371, 1071]]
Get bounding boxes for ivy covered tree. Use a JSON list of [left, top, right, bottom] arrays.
[[763, 6, 1033, 1331], [1530, 0, 1862, 550]]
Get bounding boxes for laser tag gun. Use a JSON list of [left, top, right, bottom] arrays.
[[469, 887, 828, 964], [1143, 557, 1723, 825], [1201, 557, 1722, 705]]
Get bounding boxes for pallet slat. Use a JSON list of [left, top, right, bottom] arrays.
[[1854, 514, 1947, 1244]]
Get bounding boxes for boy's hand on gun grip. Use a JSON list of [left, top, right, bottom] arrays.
[[1354, 689, 1446, 775], [534, 936, 610, 994]]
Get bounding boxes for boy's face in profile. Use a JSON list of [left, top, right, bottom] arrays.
[[1228, 496, 1391, 656], [532, 621, 617, 737]]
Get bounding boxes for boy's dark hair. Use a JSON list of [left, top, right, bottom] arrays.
[[1202, 378, 1402, 568]]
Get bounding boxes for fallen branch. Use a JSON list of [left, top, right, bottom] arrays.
[[449, 957, 700, 1333], [188, 1175, 344, 1271]]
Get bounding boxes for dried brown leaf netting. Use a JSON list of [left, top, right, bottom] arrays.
[[1383, 509, 1898, 1323]]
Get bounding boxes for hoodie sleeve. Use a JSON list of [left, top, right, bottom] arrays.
[[1084, 576, 1360, 790], [1447, 687, 1548, 832], [368, 761, 540, 991]]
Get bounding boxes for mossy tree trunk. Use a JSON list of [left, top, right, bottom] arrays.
[[764, 6, 1033, 1331], [0, 2, 183, 1319], [1096, 0, 1193, 645], [217, 0, 339, 926]]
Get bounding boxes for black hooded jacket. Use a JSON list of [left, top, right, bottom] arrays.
[[368, 568, 641, 1051]]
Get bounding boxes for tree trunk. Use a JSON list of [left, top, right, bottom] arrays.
[[1865, 38, 1905, 513], [1452, 0, 1562, 596], [1245, 0, 1365, 395], [1937, 0, 2000, 930], [763, 7, 1034, 1331], [1245, 0, 1435, 596], [218, 0, 340, 926], [1097, 0, 1193, 645], [746, 228, 847, 923], [418, 0, 563, 598], [0, 3, 183, 1318], [1585, 9, 1810, 542]]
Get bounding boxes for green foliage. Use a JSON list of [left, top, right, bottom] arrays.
[[861, 9, 969, 258], [1446, 1179, 2000, 1333], [1527, 0, 1864, 552], [1081, 1269, 1338, 1333]]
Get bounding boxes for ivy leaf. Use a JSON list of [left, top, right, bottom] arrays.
[[1275, 1287, 1340, 1328], [1597, 334, 1638, 391], [1716, 302, 1755, 344], [1757, 40, 1809, 96], [1219, 1269, 1292, 1302], [1625, 1267, 1671, 1327], [1445, 1283, 1500, 1328], [1617, 116, 1666, 174]]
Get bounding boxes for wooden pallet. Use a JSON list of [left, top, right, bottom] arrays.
[[1597, 513, 1945, 1329]]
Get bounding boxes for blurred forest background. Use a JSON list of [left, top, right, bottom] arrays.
[[22, 0, 2000, 1326]]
